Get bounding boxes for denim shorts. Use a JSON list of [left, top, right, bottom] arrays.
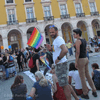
[[54, 61, 68, 87]]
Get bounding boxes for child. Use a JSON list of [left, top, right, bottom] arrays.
[[68, 62, 83, 95], [94, 44, 99, 52]]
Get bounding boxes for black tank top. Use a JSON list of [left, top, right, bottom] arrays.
[[79, 39, 86, 58]]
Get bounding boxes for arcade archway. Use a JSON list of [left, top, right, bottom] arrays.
[[8, 29, 22, 51], [77, 21, 88, 41], [92, 19, 100, 36], [44, 24, 54, 44], [61, 23, 73, 43]]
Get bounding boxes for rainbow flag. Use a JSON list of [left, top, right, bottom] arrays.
[[27, 28, 43, 49], [40, 58, 51, 70]]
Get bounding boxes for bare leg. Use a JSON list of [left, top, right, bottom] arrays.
[[69, 85, 79, 100], [62, 85, 71, 100], [62, 85, 79, 100]]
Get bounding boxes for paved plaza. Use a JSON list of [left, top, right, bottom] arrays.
[[0, 52, 100, 100]]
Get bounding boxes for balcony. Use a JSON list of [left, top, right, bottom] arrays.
[[44, 16, 54, 21], [60, 14, 70, 19], [91, 11, 99, 16], [76, 13, 85, 17], [26, 18, 37, 23], [7, 20, 18, 25]]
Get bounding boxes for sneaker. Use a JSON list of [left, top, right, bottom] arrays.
[[81, 94, 89, 99], [92, 92, 97, 97]]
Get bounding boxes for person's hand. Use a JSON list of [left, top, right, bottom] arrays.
[[55, 59, 60, 64], [75, 62, 78, 69]]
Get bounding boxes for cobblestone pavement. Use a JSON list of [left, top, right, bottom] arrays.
[[0, 52, 100, 100]]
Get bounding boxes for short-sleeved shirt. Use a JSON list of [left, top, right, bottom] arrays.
[[66, 43, 72, 48], [68, 70, 82, 89], [53, 36, 67, 64], [33, 81, 52, 100], [30, 53, 39, 74]]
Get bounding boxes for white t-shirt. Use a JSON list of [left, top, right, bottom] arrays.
[[94, 46, 99, 49], [53, 36, 67, 64], [68, 70, 82, 89]]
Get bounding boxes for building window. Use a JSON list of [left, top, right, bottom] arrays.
[[8, 9, 16, 22], [6, 0, 13, 3], [75, 3, 82, 13], [26, 7, 34, 19], [25, 0, 32, 2], [60, 4, 67, 15], [44, 6, 51, 17], [11, 35, 17, 41], [89, 2, 96, 12]]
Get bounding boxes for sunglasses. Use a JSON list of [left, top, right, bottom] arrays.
[[49, 25, 55, 28]]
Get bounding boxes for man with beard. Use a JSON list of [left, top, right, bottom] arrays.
[[49, 25, 79, 100]]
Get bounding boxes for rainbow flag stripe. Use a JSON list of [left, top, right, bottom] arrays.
[[27, 28, 43, 49]]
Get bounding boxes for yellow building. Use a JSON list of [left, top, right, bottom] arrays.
[[0, 0, 100, 50]]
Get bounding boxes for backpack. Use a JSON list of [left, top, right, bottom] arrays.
[[28, 57, 34, 68], [9, 55, 14, 61]]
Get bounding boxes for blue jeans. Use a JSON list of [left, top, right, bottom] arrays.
[[5, 68, 9, 78], [68, 48, 73, 56]]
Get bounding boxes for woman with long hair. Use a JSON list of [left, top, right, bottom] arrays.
[[28, 71, 52, 100], [11, 75, 27, 100]]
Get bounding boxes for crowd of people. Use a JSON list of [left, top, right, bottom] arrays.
[[0, 26, 100, 100]]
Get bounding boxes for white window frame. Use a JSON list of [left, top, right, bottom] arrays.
[[25, 5, 35, 19], [43, 5, 52, 17], [6, 7, 17, 22], [73, 1, 84, 14], [26, 7, 34, 19], [89, 2, 97, 12], [75, 3, 83, 13], [59, 3, 68, 15], [5, 0, 15, 5], [24, 0, 33, 3]]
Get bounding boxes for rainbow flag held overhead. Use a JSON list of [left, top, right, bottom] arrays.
[[27, 28, 43, 49]]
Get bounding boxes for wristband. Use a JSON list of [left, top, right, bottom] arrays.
[[57, 56, 61, 60]]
